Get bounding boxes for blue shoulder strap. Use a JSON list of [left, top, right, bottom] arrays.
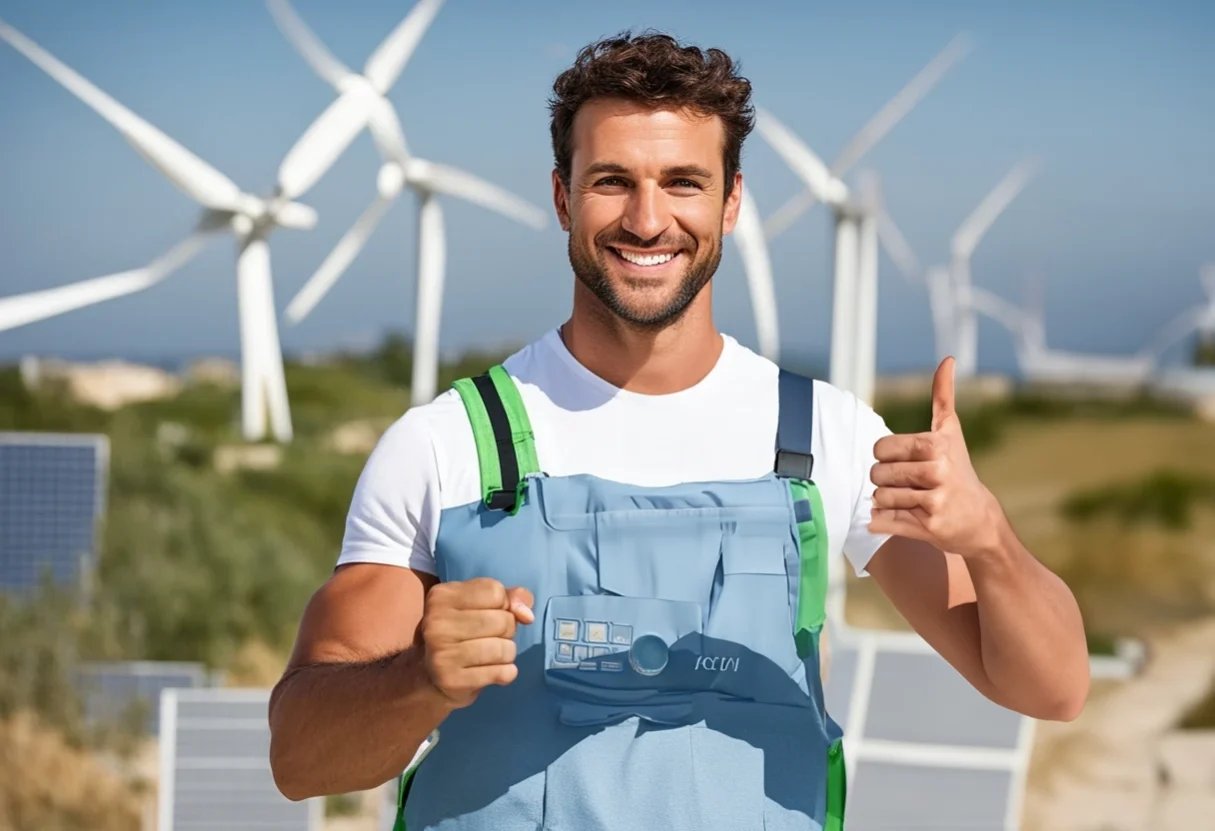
[[774, 369, 815, 480]]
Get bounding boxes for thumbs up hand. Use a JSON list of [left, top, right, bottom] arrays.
[[867, 357, 1004, 557]]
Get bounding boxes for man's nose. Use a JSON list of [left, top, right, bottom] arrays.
[[621, 182, 671, 242]]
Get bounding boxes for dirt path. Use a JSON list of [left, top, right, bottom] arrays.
[[1024, 618, 1215, 830]]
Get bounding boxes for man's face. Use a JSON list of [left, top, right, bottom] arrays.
[[553, 98, 742, 329]]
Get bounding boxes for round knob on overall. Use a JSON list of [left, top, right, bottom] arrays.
[[629, 634, 670, 677]]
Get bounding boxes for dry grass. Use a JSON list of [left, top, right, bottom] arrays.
[[845, 415, 1215, 637], [0, 713, 143, 831]]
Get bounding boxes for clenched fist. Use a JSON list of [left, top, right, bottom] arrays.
[[418, 577, 535, 709]]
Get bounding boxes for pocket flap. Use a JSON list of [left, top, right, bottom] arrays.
[[595, 511, 721, 605], [721, 534, 787, 575]]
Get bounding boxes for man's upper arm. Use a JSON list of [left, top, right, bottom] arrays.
[[339, 408, 443, 575], [289, 405, 447, 669], [865, 537, 998, 700], [286, 563, 437, 669]]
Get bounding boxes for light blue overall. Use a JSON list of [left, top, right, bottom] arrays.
[[396, 366, 846, 830]]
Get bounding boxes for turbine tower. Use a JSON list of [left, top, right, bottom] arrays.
[[755, 109, 878, 403], [267, 0, 549, 406], [0, 19, 368, 442]]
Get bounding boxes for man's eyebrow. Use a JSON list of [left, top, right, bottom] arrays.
[[581, 162, 715, 179], [661, 164, 714, 179]]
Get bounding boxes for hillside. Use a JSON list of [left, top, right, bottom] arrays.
[[3, 345, 1215, 828]]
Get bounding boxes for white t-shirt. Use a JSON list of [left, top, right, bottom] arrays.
[[338, 329, 892, 577]]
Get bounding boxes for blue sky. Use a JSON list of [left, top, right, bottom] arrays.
[[0, 0, 1212, 374]]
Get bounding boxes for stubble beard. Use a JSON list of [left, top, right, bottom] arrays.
[[568, 229, 722, 331]]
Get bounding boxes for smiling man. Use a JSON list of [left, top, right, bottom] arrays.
[[269, 32, 1090, 830]]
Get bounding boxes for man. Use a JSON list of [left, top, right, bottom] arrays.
[[269, 32, 1089, 830]]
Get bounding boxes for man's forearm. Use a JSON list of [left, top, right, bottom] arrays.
[[269, 647, 452, 800], [967, 519, 1090, 720]]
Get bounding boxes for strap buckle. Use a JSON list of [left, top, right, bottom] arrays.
[[485, 479, 527, 514], [774, 450, 814, 481]]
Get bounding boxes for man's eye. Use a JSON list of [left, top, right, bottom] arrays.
[[670, 179, 702, 190], [595, 176, 628, 187]]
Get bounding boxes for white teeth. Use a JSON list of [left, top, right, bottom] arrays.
[[616, 249, 676, 267]]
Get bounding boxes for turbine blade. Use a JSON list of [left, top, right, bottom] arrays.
[[832, 33, 973, 176], [875, 208, 921, 283], [409, 160, 547, 229], [363, 0, 445, 94], [0, 231, 210, 331], [1146, 307, 1206, 359], [0, 20, 245, 212], [732, 188, 780, 362], [285, 193, 396, 323], [755, 108, 847, 206], [266, 0, 354, 89], [968, 286, 1030, 332], [277, 90, 377, 199], [952, 158, 1040, 260], [367, 100, 411, 166], [763, 189, 819, 241]]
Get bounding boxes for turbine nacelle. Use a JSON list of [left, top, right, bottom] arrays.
[[272, 200, 318, 230], [377, 162, 407, 199], [222, 198, 317, 236]]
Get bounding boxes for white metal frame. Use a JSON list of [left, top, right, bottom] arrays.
[[827, 624, 1037, 831], [158, 687, 323, 831]]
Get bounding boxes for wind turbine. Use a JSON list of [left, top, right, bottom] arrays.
[[963, 279, 1156, 386], [949, 160, 1039, 378], [267, 0, 548, 406], [0, 19, 368, 442], [755, 108, 880, 402], [763, 34, 972, 242], [755, 35, 971, 402], [876, 160, 1039, 376]]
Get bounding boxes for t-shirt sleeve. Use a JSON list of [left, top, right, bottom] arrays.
[[336, 408, 441, 575], [843, 394, 894, 576]]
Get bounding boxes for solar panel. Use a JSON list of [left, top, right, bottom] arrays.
[[0, 431, 108, 592], [823, 627, 1035, 830], [77, 661, 217, 735], [159, 688, 322, 831]]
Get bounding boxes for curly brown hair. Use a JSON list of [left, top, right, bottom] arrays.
[[549, 31, 754, 196]]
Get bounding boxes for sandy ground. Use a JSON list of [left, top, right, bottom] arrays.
[[1023, 618, 1215, 830]]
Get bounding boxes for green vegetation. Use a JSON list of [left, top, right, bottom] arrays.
[[0, 335, 511, 751], [1194, 335, 1215, 368], [1061, 470, 1215, 530], [875, 395, 1006, 454]]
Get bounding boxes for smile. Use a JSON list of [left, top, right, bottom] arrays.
[[609, 248, 680, 267]]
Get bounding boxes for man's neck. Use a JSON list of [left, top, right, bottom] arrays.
[[559, 295, 723, 395]]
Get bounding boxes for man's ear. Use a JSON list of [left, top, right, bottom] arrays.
[[721, 171, 744, 235], [552, 169, 571, 231]]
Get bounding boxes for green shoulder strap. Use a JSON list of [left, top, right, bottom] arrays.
[[775, 369, 830, 659], [452, 364, 540, 513], [790, 478, 830, 658]]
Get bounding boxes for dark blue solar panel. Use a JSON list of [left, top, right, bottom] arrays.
[[0, 434, 107, 592], [77, 661, 212, 735]]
